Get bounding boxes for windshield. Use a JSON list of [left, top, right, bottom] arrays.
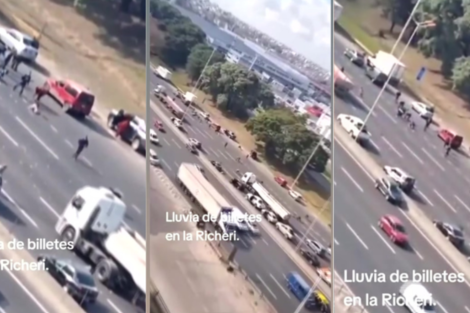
[[426, 106, 434, 113], [395, 224, 406, 233], [453, 228, 464, 237], [390, 183, 400, 194], [76, 271, 96, 287], [23, 37, 39, 49], [77, 93, 95, 107]]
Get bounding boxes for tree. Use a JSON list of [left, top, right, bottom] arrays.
[[451, 56, 470, 94], [186, 44, 225, 82], [246, 109, 328, 173], [378, 0, 414, 33], [200, 63, 275, 118]]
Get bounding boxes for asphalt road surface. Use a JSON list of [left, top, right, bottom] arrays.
[[0, 64, 145, 313], [148, 77, 332, 312], [334, 34, 470, 313]]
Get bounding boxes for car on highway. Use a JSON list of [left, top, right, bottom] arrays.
[[47, 79, 95, 118], [0, 27, 39, 62], [433, 220, 465, 247], [316, 267, 331, 286], [153, 85, 167, 98], [246, 193, 265, 210], [275, 222, 294, 240], [337, 114, 370, 144], [374, 176, 403, 204], [107, 111, 150, 153], [149, 149, 160, 166], [274, 176, 288, 187], [383, 165, 415, 194], [246, 220, 260, 235], [378, 215, 408, 245], [438, 128, 463, 149], [38, 255, 99, 307], [306, 239, 326, 257], [288, 189, 303, 202], [261, 209, 278, 224], [189, 138, 201, 149], [171, 117, 184, 129], [399, 282, 435, 313], [210, 160, 224, 173], [299, 247, 320, 267], [343, 48, 365, 67], [224, 129, 236, 140], [411, 101, 434, 120], [186, 142, 198, 154]]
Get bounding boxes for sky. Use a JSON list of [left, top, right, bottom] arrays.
[[211, 0, 332, 70]]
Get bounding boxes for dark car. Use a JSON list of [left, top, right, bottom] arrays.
[[38, 256, 99, 306], [375, 177, 403, 204], [299, 247, 320, 267], [344, 48, 365, 67], [433, 220, 465, 247], [210, 160, 223, 173]]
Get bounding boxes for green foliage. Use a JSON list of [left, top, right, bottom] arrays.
[[186, 44, 225, 82], [451, 56, 470, 93], [246, 109, 329, 173], [150, 0, 206, 67], [200, 63, 275, 119], [377, 0, 414, 32]]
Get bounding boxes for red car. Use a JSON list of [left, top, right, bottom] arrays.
[[274, 176, 287, 187], [154, 120, 165, 132], [438, 128, 463, 149], [378, 215, 408, 245], [46, 79, 95, 118]]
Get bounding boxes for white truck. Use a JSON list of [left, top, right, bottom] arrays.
[[365, 51, 406, 87], [183, 92, 197, 106], [240, 172, 291, 221], [55, 186, 145, 308], [155, 66, 172, 81]]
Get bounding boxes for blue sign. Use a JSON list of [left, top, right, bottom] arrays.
[[416, 67, 426, 81]]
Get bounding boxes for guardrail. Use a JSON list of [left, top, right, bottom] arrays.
[[150, 282, 171, 313], [333, 271, 368, 312]]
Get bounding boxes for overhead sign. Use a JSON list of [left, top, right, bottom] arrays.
[[416, 67, 426, 81]]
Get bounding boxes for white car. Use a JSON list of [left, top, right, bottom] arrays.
[[171, 117, 183, 128], [276, 222, 294, 240], [316, 268, 332, 286], [246, 221, 260, 235], [306, 239, 326, 256], [246, 193, 264, 210], [288, 189, 302, 201], [337, 114, 370, 143], [149, 149, 160, 166], [0, 28, 39, 62], [261, 209, 278, 224], [154, 85, 165, 95], [149, 128, 159, 145], [411, 101, 434, 119], [399, 282, 435, 313], [189, 138, 201, 148], [383, 165, 415, 193]]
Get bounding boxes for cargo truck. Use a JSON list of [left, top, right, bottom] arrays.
[[55, 186, 145, 308], [155, 66, 172, 81], [365, 51, 406, 87]]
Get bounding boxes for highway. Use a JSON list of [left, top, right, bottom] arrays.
[[0, 65, 145, 313], [334, 33, 470, 312]]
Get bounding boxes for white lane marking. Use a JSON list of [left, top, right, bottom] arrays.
[[64, 139, 73, 148], [107, 299, 124, 313], [6, 268, 51, 313], [340, 167, 364, 192], [401, 142, 423, 164], [15, 117, 59, 160], [370, 139, 381, 152], [414, 249, 424, 260], [269, 274, 291, 298], [255, 274, 277, 299], [218, 150, 228, 160], [50, 125, 58, 133], [370, 225, 395, 254], [421, 148, 444, 171], [334, 239, 339, 245], [171, 138, 181, 149], [39, 197, 59, 218], [262, 238, 269, 246], [208, 147, 220, 158], [454, 195, 470, 213], [194, 127, 207, 139], [160, 159, 171, 171], [417, 190, 434, 206], [0, 126, 18, 146], [82, 157, 93, 167], [346, 223, 368, 250], [433, 189, 457, 213], [437, 302, 448, 313], [2, 190, 38, 228], [378, 106, 397, 124], [0, 307, 5, 313], [132, 204, 142, 214], [335, 137, 470, 287], [162, 137, 170, 146], [381, 136, 402, 158], [465, 305, 470, 313]]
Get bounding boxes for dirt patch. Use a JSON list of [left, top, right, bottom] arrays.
[[0, 0, 145, 118], [338, 0, 470, 138]]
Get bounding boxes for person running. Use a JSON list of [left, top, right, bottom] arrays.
[[74, 136, 89, 160], [224, 142, 228, 148], [445, 145, 452, 157], [424, 117, 432, 131], [395, 91, 401, 103], [13, 73, 31, 96]]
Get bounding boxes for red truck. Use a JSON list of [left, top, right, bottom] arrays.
[[46, 79, 95, 118]]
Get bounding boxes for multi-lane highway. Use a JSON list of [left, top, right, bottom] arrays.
[[148, 75, 333, 312], [334, 33, 470, 312], [0, 65, 145, 313]]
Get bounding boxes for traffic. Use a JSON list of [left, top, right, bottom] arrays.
[[334, 33, 470, 313]]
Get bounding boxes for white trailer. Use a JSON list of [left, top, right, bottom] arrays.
[[177, 163, 233, 231], [240, 172, 291, 220], [55, 186, 145, 308], [366, 51, 406, 86], [155, 66, 172, 80]]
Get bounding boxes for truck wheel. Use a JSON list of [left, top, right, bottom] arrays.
[[60, 227, 76, 248], [95, 258, 114, 284], [132, 138, 141, 151]]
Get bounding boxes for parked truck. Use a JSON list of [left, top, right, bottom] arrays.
[[55, 186, 145, 308], [155, 66, 172, 81], [239, 172, 291, 221], [365, 51, 406, 87]]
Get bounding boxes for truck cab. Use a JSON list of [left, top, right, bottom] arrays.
[[47, 79, 95, 118]]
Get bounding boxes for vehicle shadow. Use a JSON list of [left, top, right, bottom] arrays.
[[0, 196, 26, 226], [75, 115, 115, 140], [406, 191, 427, 205], [231, 233, 254, 251], [398, 200, 409, 212], [455, 242, 470, 258], [341, 91, 370, 112], [362, 141, 381, 156]]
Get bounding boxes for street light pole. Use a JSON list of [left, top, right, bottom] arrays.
[[289, 135, 326, 189], [294, 198, 330, 250], [390, 0, 423, 54]]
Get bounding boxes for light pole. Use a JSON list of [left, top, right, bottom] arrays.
[[295, 198, 330, 250], [390, 0, 424, 55], [293, 277, 323, 313], [397, 20, 435, 61]]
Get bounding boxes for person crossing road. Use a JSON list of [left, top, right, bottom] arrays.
[[74, 136, 89, 160]]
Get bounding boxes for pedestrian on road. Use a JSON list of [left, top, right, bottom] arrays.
[[359, 87, 363, 98], [445, 145, 452, 157], [2, 50, 14, 69], [34, 85, 49, 102], [224, 142, 228, 148], [395, 91, 401, 103], [13, 72, 31, 96], [0, 68, 8, 80], [11, 54, 23, 71], [444, 138, 450, 148], [74, 136, 89, 160], [424, 118, 432, 131]]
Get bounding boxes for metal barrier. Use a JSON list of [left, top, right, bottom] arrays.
[[150, 283, 171, 313], [333, 271, 367, 312]]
